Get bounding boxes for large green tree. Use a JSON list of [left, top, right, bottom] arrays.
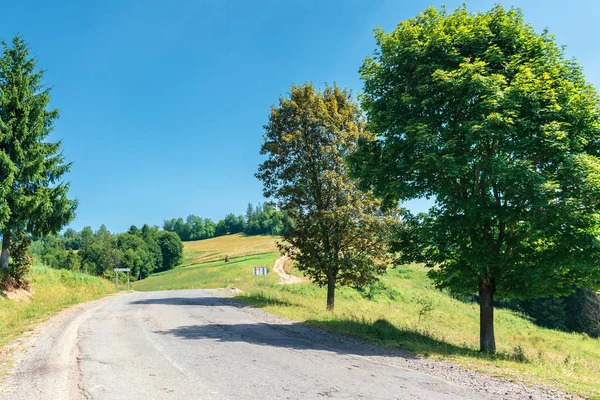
[[351, 6, 600, 351], [158, 231, 184, 272], [0, 36, 76, 275], [257, 83, 396, 311]]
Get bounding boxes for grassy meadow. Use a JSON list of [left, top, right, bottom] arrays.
[[134, 233, 600, 398], [134, 233, 281, 292], [0, 262, 114, 351]]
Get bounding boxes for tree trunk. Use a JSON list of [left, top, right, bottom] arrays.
[[326, 273, 335, 312], [479, 278, 496, 353], [1, 229, 10, 270]]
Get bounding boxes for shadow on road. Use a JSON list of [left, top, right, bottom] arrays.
[[129, 296, 252, 307], [131, 295, 498, 362]]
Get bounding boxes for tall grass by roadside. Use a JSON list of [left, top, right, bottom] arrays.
[[239, 266, 600, 399], [0, 262, 114, 350]]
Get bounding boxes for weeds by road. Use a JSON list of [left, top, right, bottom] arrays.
[[0, 262, 113, 351], [238, 266, 600, 399]]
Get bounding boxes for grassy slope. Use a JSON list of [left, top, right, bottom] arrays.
[[134, 234, 600, 399], [134, 234, 281, 292], [242, 269, 600, 399], [0, 262, 114, 350]]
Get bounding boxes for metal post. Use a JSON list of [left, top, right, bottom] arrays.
[[127, 270, 130, 292], [116, 272, 119, 293]]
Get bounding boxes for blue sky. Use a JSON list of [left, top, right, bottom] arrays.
[[1, 0, 598, 233]]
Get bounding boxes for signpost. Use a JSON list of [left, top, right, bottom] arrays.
[[114, 267, 131, 292], [253, 266, 267, 285]]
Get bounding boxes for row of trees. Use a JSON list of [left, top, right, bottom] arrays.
[[258, 5, 600, 352], [163, 202, 287, 241], [31, 224, 183, 281], [518, 289, 600, 337]]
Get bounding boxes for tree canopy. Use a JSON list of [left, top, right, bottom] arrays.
[[351, 5, 600, 351], [0, 36, 76, 281], [33, 224, 184, 280], [163, 202, 286, 241], [257, 83, 397, 311]]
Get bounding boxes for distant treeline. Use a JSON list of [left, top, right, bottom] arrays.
[[31, 224, 183, 281], [163, 203, 288, 241], [517, 290, 600, 338]]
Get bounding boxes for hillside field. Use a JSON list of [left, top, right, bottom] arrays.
[[134, 234, 281, 292], [134, 234, 600, 399]]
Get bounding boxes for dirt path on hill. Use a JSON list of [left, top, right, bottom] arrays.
[[272, 256, 305, 284]]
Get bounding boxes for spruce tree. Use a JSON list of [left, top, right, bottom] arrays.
[[0, 36, 76, 275]]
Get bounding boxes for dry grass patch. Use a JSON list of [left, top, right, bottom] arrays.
[[183, 234, 279, 265]]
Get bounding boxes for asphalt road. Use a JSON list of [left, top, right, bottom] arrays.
[[0, 290, 572, 400]]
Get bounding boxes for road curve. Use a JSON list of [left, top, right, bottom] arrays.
[[0, 290, 571, 400]]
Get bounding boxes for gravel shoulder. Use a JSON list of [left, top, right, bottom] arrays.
[[0, 289, 584, 400]]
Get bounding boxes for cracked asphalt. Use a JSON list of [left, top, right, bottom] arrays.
[[0, 289, 581, 399]]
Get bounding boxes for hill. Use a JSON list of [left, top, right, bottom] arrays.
[[134, 234, 600, 398], [133, 234, 281, 292]]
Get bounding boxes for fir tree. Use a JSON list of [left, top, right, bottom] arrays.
[[0, 36, 76, 275]]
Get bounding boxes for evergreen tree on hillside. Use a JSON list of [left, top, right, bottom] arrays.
[[0, 36, 76, 278]]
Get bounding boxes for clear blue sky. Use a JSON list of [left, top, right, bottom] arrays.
[[1, 0, 598, 233]]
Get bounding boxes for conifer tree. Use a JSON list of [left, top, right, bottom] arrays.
[[0, 36, 76, 275]]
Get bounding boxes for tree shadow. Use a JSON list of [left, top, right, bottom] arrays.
[[129, 296, 253, 308], [132, 294, 520, 362], [152, 309, 474, 360], [157, 317, 523, 362]]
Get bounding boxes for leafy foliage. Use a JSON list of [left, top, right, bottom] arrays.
[[517, 289, 600, 337], [257, 83, 397, 310], [0, 36, 76, 275], [163, 202, 286, 241], [32, 223, 184, 280], [352, 5, 600, 351], [8, 231, 32, 286], [157, 231, 184, 272]]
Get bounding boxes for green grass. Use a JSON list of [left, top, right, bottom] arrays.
[[134, 234, 281, 292], [181, 233, 280, 265], [0, 262, 114, 350], [239, 268, 600, 399], [132, 234, 600, 399], [134, 253, 280, 291]]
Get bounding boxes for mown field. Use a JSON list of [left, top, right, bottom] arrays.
[[134, 233, 281, 292], [0, 262, 114, 351], [135, 234, 600, 399]]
